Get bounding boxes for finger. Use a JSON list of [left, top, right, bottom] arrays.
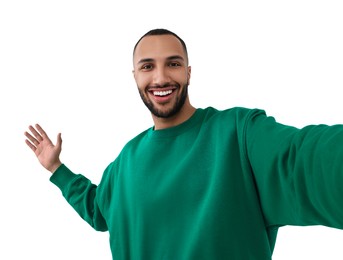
[[24, 130, 40, 145], [25, 138, 37, 152], [28, 125, 43, 142], [56, 133, 62, 148], [35, 124, 51, 141]]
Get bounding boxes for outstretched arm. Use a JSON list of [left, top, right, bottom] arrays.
[[24, 124, 62, 173], [24, 124, 108, 231]]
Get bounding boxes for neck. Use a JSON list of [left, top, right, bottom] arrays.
[[152, 99, 196, 130]]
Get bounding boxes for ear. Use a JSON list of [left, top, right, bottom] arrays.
[[187, 66, 191, 85]]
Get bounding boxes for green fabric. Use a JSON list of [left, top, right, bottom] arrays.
[[50, 107, 343, 259]]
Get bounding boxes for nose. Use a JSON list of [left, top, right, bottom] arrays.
[[152, 66, 170, 86]]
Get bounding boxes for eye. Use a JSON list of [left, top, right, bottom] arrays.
[[140, 64, 153, 71], [168, 62, 181, 68]]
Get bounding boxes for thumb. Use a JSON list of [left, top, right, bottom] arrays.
[[56, 133, 62, 149]]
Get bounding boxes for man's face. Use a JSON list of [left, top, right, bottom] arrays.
[[133, 35, 191, 118]]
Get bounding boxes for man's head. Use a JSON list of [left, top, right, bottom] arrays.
[[133, 29, 189, 65], [132, 29, 193, 124]]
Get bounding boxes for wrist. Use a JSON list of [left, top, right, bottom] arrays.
[[49, 161, 62, 174]]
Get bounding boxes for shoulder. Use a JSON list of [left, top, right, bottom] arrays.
[[201, 106, 266, 124], [117, 127, 152, 156]]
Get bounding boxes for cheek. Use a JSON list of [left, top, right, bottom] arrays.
[[135, 75, 149, 89], [177, 71, 190, 85]]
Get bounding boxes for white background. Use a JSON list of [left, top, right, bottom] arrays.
[[1, 0, 343, 259]]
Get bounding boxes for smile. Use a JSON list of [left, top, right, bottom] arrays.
[[153, 90, 173, 96]]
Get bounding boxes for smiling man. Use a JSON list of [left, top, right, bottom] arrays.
[[25, 29, 343, 259], [133, 31, 195, 129]]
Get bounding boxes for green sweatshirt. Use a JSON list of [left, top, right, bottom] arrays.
[[50, 107, 343, 259]]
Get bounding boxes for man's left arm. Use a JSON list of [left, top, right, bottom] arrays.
[[245, 112, 343, 229]]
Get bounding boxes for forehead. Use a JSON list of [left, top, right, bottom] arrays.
[[133, 35, 186, 64]]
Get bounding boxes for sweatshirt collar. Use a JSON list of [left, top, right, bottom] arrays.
[[147, 108, 203, 139]]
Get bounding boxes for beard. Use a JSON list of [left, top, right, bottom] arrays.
[[138, 83, 188, 118]]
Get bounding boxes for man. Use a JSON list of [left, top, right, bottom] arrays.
[[25, 28, 343, 259]]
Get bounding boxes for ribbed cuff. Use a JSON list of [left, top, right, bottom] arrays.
[[50, 164, 77, 190]]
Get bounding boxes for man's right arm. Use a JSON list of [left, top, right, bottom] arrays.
[[24, 124, 108, 231]]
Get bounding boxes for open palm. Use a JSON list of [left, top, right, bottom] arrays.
[[25, 124, 62, 173]]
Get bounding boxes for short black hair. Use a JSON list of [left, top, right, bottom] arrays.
[[133, 28, 188, 62]]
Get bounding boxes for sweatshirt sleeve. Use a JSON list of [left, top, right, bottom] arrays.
[[245, 110, 343, 229], [50, 164, 108, 232]]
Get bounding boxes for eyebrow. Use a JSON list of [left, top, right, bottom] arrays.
[[137, 55, 185, 65], [167, 55, 184, 61]]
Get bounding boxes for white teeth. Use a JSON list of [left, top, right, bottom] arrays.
[[153, 90, 173, 96]]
